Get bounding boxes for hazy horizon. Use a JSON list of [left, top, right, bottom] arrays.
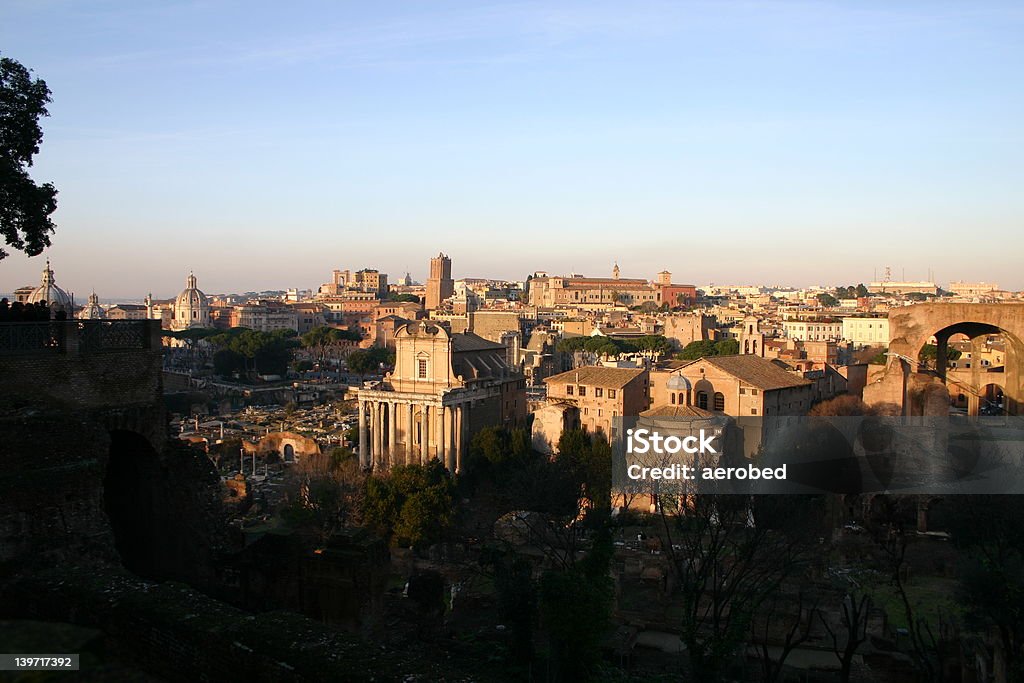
[[2, 0, 1022, 296]]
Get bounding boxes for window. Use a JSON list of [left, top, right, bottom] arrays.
[[566, 385, 574, 395], [751, 408, 758, 415], [751, 389, 759, 395], [595, 388, 603, 398], [713, 392, 725, 411], [740, 388, 747, 395], [417, 358, 428, 379], [578, 386, 586, 396], [670, 393, 676, 405], [697, 391, 708, 409], [609, 389, 616, 399]]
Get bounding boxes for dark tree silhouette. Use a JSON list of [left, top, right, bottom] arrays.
[[1, 55, 57, 260]]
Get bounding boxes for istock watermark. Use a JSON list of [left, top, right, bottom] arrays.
[[611, 415, 1024, 496]]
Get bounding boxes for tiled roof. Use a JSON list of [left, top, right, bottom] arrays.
[[641, 404, 716, 418], [701, 354, 811, 390], [544, 366, 646, 389], [452, 332, 506, 352]]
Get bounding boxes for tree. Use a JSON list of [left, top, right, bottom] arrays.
[[809, 395, 876, 417], [1, 56, 57, 260], [918, 343, 961, 370], [714, 338, 739, 356], [345, 346, 394, 378], [678, 339, 718, 360], [363, 461, 454, 549], [947, 496, 1024, 678], [660, 495, 821, 681], [817, 293, 839, 307], [301, 326, 360, 370], [819, 593, 872, 683], [207, 327, 298, 377], [279, 448, 365, 542]]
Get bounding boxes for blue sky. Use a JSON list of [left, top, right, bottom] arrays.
[[2, 0, 1022, 297]]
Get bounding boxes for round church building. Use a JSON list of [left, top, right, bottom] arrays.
[[26, 260, 73, 318], [171, 271, 210, 330], [78, 291, 106, 319]]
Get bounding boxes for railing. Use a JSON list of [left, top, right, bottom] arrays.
[[0, 322, 66, 354], [0, 320, 155, 356], [78, 320, 149, 353]]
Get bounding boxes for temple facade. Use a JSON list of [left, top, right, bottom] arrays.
[[357, 320, 526, 472]]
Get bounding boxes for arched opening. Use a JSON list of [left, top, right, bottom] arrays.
[[696, 391, 708, 410], [713, 392, 725, 412], [104, 430, 163, 578], [919, 322, 1019, 416], [283, 443, 295, 462], [981, 383, 1005, 415]]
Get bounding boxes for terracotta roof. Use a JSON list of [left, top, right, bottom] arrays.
[[640, 404, 716, 418], [544, 366, 646, 389], [452, 332, 506, 352], [701, 355, 811, 390]]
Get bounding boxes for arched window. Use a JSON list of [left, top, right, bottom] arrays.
[[678, 392, 686, 406], [744, 339, 749, 354], [713, 392, 725, 412], [670, 392, 676, 404], [697, 391, 708, 410]]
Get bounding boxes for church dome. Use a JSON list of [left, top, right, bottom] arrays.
[[666, 374, 692, 392], [79, 290, 106, 319], [171, 271, 210, 330], [26, 260, 72, 317]]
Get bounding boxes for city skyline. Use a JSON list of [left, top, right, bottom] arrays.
[[2, 0, 1022, 294], [1, 254, 994, 302]]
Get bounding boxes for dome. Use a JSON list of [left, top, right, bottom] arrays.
[[666, 374, 692, 391], [175, 272, 207, 308], [79, 290, 106, 319], [26, 260, 72, 317], [171, 271, 210, 330]]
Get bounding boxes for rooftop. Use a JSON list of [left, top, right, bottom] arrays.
[[699, 354, 812, 391], [544, 366, 646, 389]]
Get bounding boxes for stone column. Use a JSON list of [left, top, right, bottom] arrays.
[[388, 401, 397, 468], [358, 399, 368, 468], [422, 404, 430, 463], [406, 402, 414, 464], [445, 405, 456, 472], [454, 404, 464, 473], [372, 402, 382, 469], [439, 405, 448, 469]]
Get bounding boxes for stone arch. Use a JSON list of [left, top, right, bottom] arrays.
[[866, 303, 1024, 415], [283, 443, 295, 462], [103, 429, 163, 578]]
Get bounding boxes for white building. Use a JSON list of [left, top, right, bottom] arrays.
[[782, 319, 843, 342], [841, 316, 890, 347]]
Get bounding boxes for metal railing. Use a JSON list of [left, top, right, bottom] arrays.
[[78, 320, 149, 353], [0, 320, 153, 356], [0, 322, 66, 355]]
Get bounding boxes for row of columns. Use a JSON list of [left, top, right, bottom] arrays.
[[358, 398, 471, 473]]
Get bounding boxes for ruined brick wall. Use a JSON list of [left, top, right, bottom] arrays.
[[0, 321, 227, 580]]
